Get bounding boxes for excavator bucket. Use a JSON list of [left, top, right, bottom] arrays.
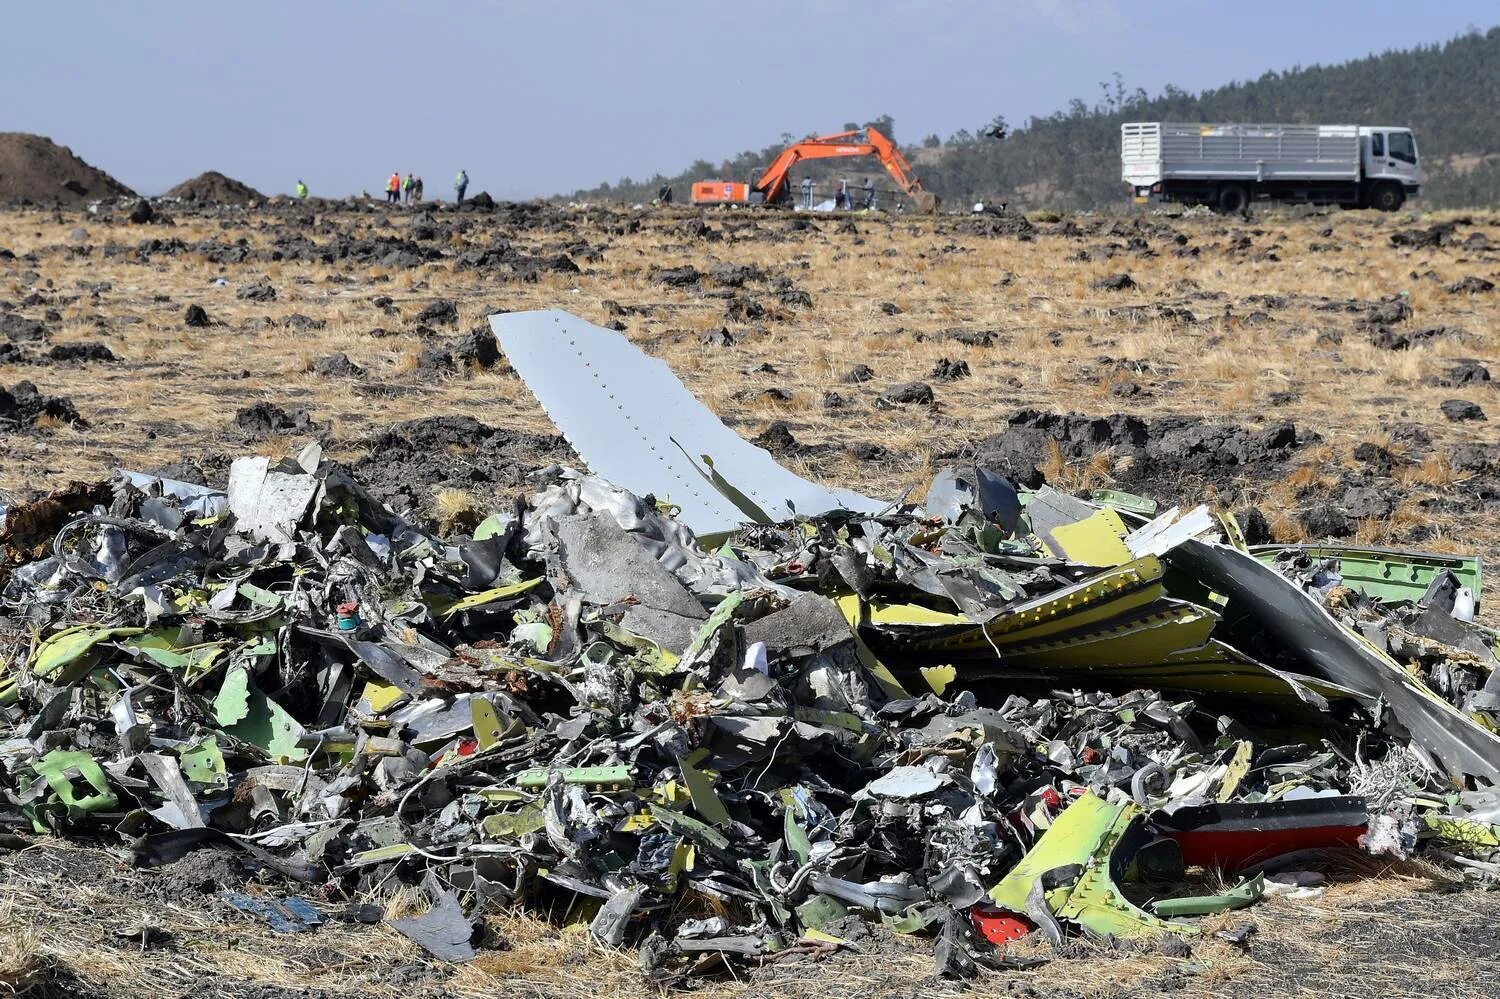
[[913, 191, 940, 213]]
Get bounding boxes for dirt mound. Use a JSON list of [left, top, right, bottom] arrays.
[[0, 133, 134, 206], [163, 171, 265, 204], [351, 415, 574, 521]]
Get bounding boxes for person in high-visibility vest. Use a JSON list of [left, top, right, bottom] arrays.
[[454, 169, 468, 205], [387, 172, 400, 204], [402, 173, 414, 205], [295, 179, 308, 199]]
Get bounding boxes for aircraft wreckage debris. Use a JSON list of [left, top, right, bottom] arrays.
[[0, 308, 1499, 978]]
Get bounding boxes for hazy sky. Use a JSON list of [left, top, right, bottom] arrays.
[[3, 1, 1493, 199]]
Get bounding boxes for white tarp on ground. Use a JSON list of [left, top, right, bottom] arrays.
[[491, 309, 887, 534]]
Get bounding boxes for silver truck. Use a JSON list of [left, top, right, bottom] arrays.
[[1122, 122, 1423, 212]]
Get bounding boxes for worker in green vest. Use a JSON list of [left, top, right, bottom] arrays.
[[295, 179, 308, 199]]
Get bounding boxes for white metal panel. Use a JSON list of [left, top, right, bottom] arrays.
[[1120, 122, 1162, 186], [1129, 122, 1362, 183], [492, 309, 888, 533]]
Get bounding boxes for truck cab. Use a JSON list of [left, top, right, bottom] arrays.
[[1357, 127, 1423, 210]]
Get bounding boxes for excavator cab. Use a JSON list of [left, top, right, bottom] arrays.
[[689, 181, 761, 205]]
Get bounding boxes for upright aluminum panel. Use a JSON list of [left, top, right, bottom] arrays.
[[492, 309, 887, 533], [1125, 122, 1361, 183]]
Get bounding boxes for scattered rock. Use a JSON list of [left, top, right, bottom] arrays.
[[726, 297, 765, 322], [451, 328, 501, 369], [1301, 502, 1354, 539], [47, 342, 114, 363], [232, 402, 320, 436], [1389, 223, 1455, 249], [1445, 276, 1495, 295], [1235, 507, 1272, 546], [236, 280, 276, 302], [842, 364, 875, 384], [1438, 360, 1491, 386], [1450, 443, 1499, 474], [311, 353, 363, 378], [0, 314, 47, 342], [0, 380, 85, 427], [699, 327, 736, 347], [1441, 399, 1485, 422], [752, 421, 797, 452], [650, 265, 701, 288], [1341, 486, 1393, 520], [183, 304, 211, 328], [415, 345, 456, 374], [284, 313, 326, 332], [127, 200, 154, 225], [930, 358, 970, 381], [1370, 325, 1459, 350], [1352, 442, 1399, 476], [1092, 273, 1136, 291], [415, 299, 459, 326], [877, 382, 934, 407]]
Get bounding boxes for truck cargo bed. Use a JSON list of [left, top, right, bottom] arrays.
[[1123, 122, 1361, 186]]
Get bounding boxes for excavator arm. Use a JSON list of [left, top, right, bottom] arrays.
[[866, 127, 939, 212], [750, 128, 939, 211]]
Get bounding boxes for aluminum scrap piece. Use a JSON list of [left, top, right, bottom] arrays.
[[491, 309, 887, 533], [1172, 539, 1500, 785]]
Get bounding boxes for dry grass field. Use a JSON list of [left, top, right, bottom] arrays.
[[1, 196, 1499, 997], [1, 200, 1496, 555]]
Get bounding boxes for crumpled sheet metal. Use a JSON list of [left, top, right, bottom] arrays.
[[1172, 540, 1500, 786], [5, 403, 1500, 975], [492, 308, 887, 532]]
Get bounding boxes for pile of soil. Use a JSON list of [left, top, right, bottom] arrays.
[[351, 415, 574, 519], [163, 170, 265, 204], [0, 133, 135, 206]]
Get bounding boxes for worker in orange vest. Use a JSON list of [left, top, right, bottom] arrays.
[[386, 172, 400, 204]]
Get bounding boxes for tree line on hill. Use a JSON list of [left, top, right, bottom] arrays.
[[572, 28, 1500, 211]]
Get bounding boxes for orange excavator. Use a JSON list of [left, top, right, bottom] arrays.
[[691, 127, 939, 212]]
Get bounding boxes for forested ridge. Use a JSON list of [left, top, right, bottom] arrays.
[[572, 28, 1500, 210]]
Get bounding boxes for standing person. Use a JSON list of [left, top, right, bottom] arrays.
[[402, 173, 414, 205], [863, 176, 875, 210], [801, 175, 813, 209], [837, 178, 849, 210], [413, 176, 424, 204], [454, 169, 468, 205], [387, 172, 400, 204], [295, 179, 308, 200]]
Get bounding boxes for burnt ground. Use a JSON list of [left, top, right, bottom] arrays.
[[0, 198, 1496, 576], [1, 196, 1500, 991], [1, 841, 1498, 999]]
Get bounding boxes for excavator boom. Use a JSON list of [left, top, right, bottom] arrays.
[[692, 127, 938, 212]]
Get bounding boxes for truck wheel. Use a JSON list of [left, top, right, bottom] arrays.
[[1369, 183, 1405, 212], [1216, 184, 1249, 214]]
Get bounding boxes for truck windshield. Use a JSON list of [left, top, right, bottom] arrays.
[[1388, 131, 1416, 164]]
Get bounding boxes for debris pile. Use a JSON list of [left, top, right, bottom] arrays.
[[3, 311, 1500, 981]]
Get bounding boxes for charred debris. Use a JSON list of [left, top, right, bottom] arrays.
[[1, 310, 1499, 980]]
